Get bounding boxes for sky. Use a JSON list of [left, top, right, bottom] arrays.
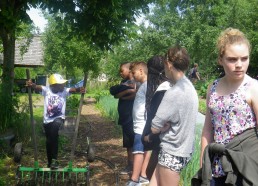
[[27, 8, 47, 32], [26, 7, 146, 33]]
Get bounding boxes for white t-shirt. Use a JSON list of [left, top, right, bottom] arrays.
[[41, 86, 70, 124], [132, 81, 147, 134]]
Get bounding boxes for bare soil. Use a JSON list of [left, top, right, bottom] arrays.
[[74, 97, 130, 185], [11, 97, 130, 186]]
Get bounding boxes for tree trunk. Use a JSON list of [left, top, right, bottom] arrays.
[[0, 26, 16, 130], [0, 27, 15, 95]]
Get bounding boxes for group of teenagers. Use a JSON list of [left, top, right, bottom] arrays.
[[110, 27, 258, 186], [26, 27, 258, 186]]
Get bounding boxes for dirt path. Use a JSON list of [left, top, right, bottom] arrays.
[[8, 97, 129, 185], [73, 98, 129, 185]]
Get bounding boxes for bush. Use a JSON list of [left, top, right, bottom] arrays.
[[0, 88, 30, 142], [66, 95, 80, 116], [199, 98, 206, 115]]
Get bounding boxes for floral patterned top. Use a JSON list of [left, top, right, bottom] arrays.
[[208, 76, 257, 177]]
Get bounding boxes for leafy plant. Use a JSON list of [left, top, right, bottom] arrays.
[[95, 95, 121, 137], [0, 88, 29, 139], [195, 77, 216, 99], [94, 90, 110, 102], [199, 99, 206, 115], [66, 95, 80, 116], [180, 124, 202, 185]]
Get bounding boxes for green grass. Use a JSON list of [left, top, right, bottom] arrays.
[[199, 98, 206, 115], [179, 124, 202, 185], [96, 95, 121, 137]]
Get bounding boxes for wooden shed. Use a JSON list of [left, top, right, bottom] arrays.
[[0, 35, 44, 67]]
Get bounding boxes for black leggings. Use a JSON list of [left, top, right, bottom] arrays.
[[211, 176, 243, 186], [43, 118, 63, 165]]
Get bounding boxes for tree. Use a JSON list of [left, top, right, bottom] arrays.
[[43, 13, 103, 81], [105, 0, 258, 80], [0, 0, 152, 129]]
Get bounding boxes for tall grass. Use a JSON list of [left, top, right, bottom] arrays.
[[96, 95, 118, 124], [96, 95, 202, 185], [95, 95, 121, 137], [179, 124, 202, 186]]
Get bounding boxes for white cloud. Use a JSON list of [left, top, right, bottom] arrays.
[[27, 8, 47, 32]]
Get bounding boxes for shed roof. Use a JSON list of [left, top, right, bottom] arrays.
[[0, 35, 44, 67]]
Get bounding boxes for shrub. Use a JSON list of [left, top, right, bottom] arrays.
[[66, 95, 80, 116], [0, 88, 30, 142]]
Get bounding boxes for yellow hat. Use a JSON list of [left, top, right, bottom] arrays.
[[48, 74, 67, 85]]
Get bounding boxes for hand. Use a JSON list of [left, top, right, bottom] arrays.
[[160, 122, 171, 133], [144, 135, 149, 142], [26, 79, 34, 87], [77, 87, 86, 94]]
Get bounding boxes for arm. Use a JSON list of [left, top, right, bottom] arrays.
[[151, 122, 171, 134], [114, 88, 136, 99], [69, 87, 86, 94], [250, 81, 258, 127], [200, 85, 214, 166], [151, 127, 161, 134], [145, 122, 171, 142], [150, 88, 179, 136], [26, 79, 42, 91]]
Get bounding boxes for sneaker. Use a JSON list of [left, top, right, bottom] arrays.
[[139, 176, 149, 185], [125, 180, 140, 186], [120, 164, 132, 175], [50, 159, 59, 169]]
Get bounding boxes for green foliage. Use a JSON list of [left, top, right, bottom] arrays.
[[0, 88, 30, 139], [67, 95, 80, 110], [58, 135, 69, 153], [86, 81, 110, 101], [42, 13, 104, 77], [0, 159, 7, 186], [66, 95, 80, 116], [199, 99, 206, 115], [105, 0, 258, 81], [94, 91, 110, 103], [195, 80, 209, 99], [95, 95, 121, 137], [1, 0, 152, 127], [180, 124, 202, 186]]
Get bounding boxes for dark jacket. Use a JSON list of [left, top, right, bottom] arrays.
[[192, 128, 258, 186], [109, 80, 134, 126]]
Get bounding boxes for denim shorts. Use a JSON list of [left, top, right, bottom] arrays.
[[132, 133, 144, 154], [158, 149, 191, 172]]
